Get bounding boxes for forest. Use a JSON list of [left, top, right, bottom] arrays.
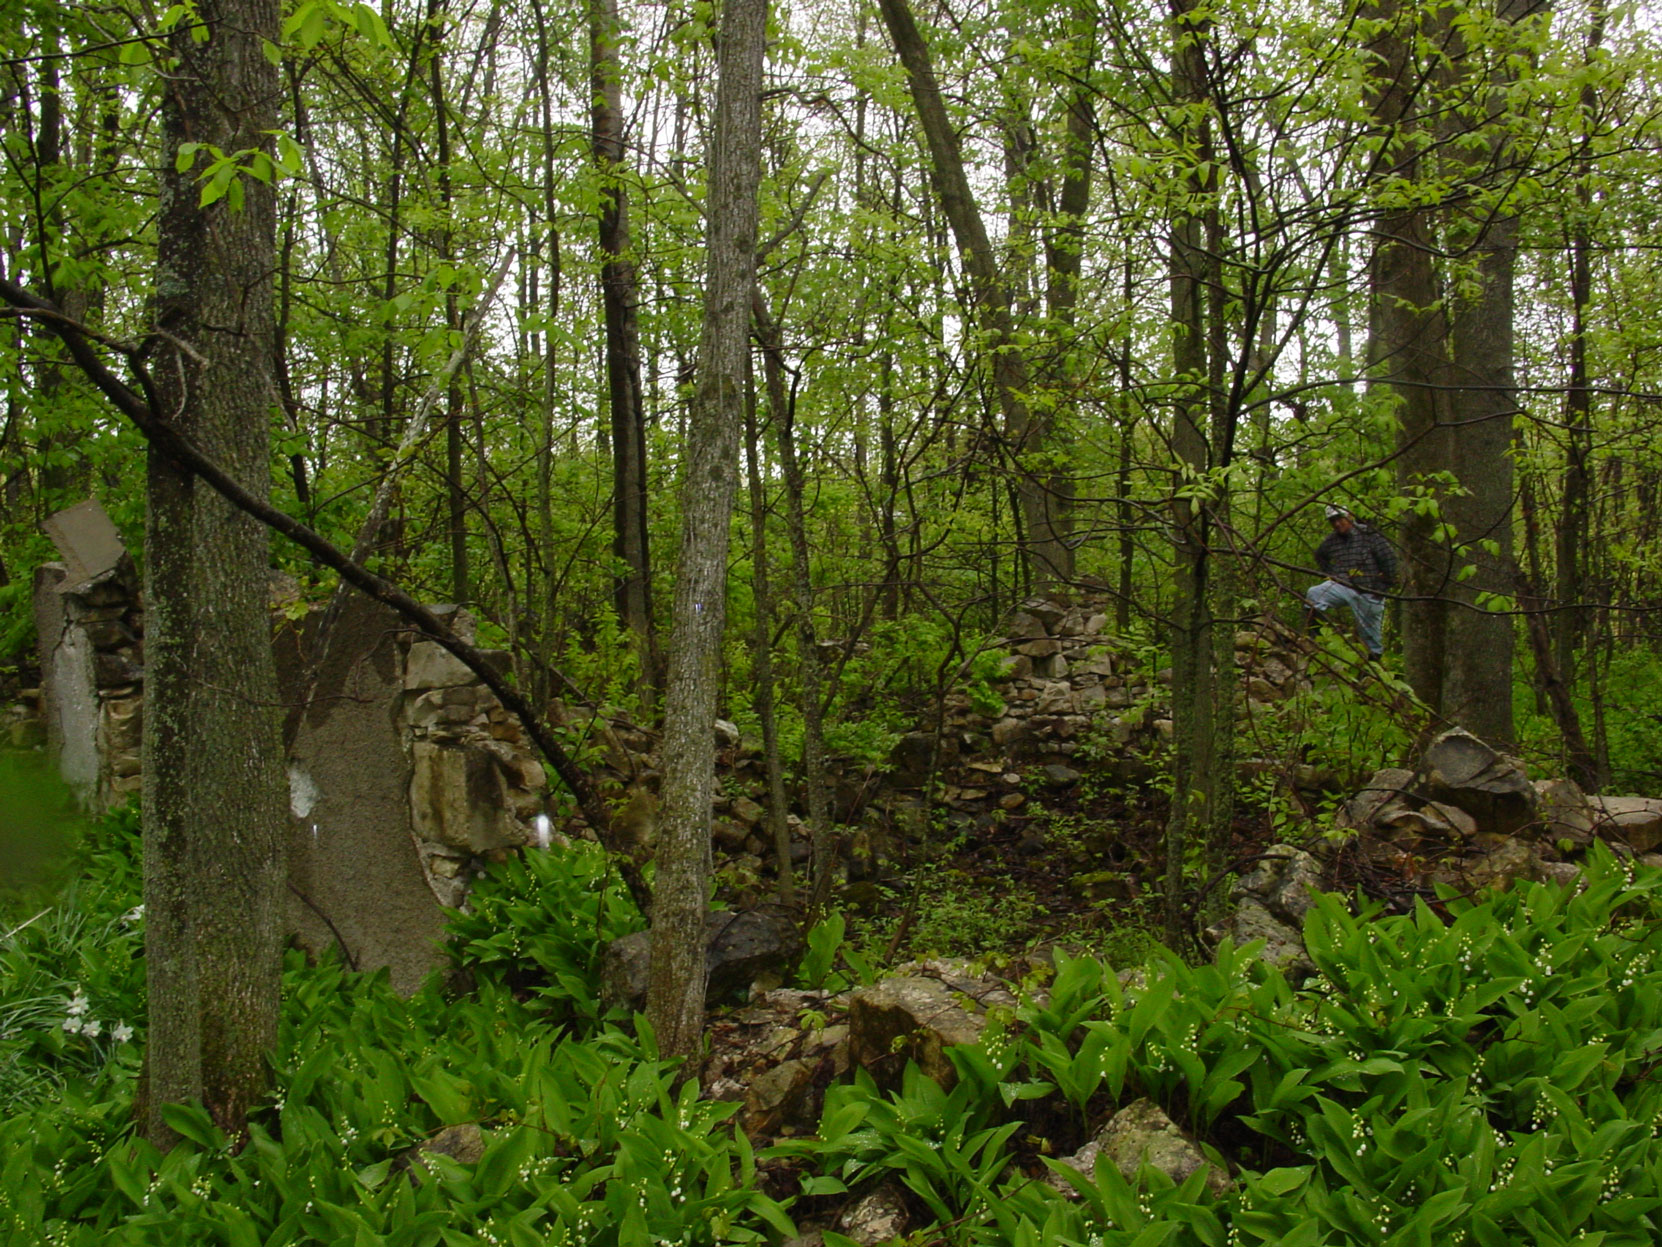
[[5, 0, 1662, 1239]]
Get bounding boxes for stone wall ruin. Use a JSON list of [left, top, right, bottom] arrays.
[[32, 502, 550, 992]]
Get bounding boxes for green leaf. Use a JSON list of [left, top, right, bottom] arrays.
[[1256, 1166, 1310, 1196], [160, 1102, 221, 1149]]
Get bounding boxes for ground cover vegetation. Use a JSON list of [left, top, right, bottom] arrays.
[[10, 805, 1662, 1243], [5, 0, 1662, 1231]]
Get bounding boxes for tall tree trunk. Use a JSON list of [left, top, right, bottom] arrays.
[[591, 0, 658, 690], [1367, 0, 1451, 723], [1163, 0, 1217, 950], [647, 0, 767, 1062], [754, 291, 831, 912], [145, 0, 288, 1144], [742, 378, 795, 903], [1557, 0, 1606, 690], [875, 0, 1072, 588], [1436, 0, 1541, 750], [431, 26, 469, 604]]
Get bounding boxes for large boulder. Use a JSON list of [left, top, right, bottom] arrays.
[[600, 907, 804, 1014], [845, 963, 1015, 1089], [1414, 730, 1538, 837]]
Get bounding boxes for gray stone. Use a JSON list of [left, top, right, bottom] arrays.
[[1034, 654, 1070, 679], [992, 718, 1031, 747], [838, 1184, 909, 1246], [279, 591, 450, 994], [1034, 682, 1077, 715], [409, 740, 522, 853], [1025, 599, 1067, 629], [1535, 778, 1595, 845], [890, 731, 937, 787], [93, 651, 143, 688], [1007, 611, 1047, 640], [1234, 843, 1323, 926], [1378, 801, 1474, 843], [1456, 838, 1543, 892], [100, 695, 143, 755], [712, 818, 749, 850], [601, 908, 804, 1014], [1415, 729, 1538, 837], [999, 654, 1033, 680], [35, 564, 101, 809], [1342, 768, 1415, 830], [741, 1058, 816, 1137], [1093, 1099, 1230, 1197], [414, 1123, 485, 1167], [846, 975, 987, 1088], [42, 499, 127, 589], [1261, 657, 1294, 687], [404, 640, 474, 690], [1590, 796, 1662, 853], [1537, 860, 1583, 889], [1043, 764, 1081, 787], [1223, 899, 1314, 977], [405, 688, 478, 727], [80, 616, 136, 651], [1078, 653, 1115, 677]]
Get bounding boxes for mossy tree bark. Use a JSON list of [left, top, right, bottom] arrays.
[[143, 0, 289, 1144]]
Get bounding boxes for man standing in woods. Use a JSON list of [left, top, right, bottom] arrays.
[[1305, 505, 1396, 660]]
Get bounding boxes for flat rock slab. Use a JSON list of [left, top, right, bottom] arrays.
[[1591, 796, 1662, 853], [43, 499, 126, 589]]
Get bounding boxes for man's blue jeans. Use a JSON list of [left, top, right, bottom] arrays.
[[1306, 579, 1385, 658]]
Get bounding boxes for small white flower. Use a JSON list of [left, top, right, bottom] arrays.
[[62, 1017, 80, 1034], [66, 991, 89, 1018], [82, 1019, 102, 1038], [121, 905, 144, 925], [113, 1023, 134, 1043]]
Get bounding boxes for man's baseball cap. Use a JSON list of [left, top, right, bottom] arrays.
[[1325, 504, 1350, 520]]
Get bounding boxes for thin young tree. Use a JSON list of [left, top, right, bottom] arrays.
[[647, 0, 768, 1061]]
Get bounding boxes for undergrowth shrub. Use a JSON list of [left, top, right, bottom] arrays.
[[783, 846, 1662, 1246], [0, 802, 143, 1114], [446, 840, 644, 1029], [1, 832, 789, 1246], [17, 795, 1662, 1247]]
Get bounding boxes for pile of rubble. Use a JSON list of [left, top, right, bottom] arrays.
[[1339, 727, 1662, 893]]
